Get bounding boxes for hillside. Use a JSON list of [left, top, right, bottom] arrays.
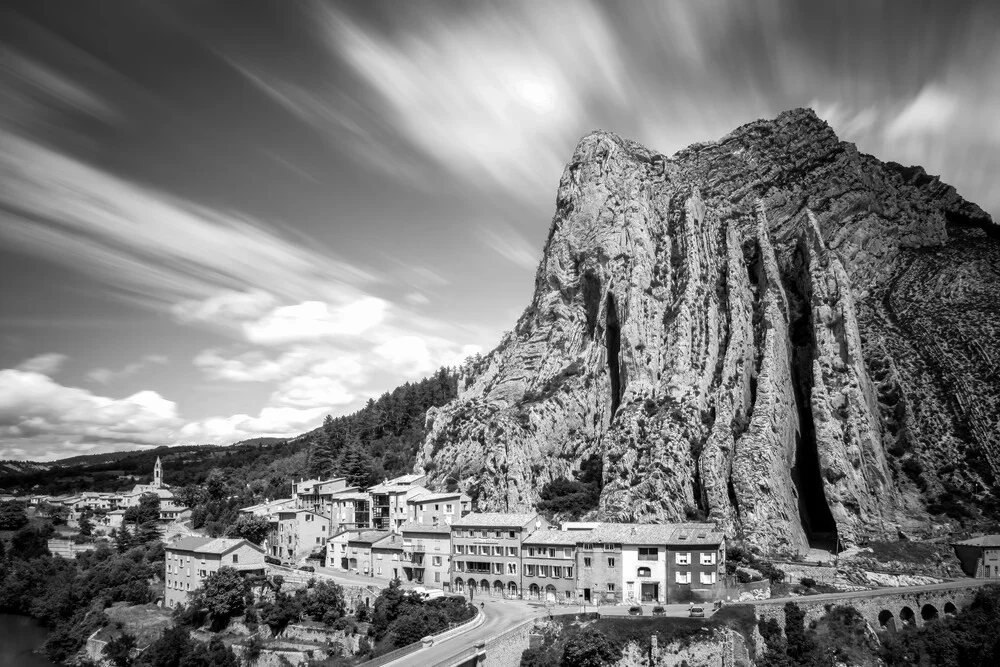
[[415, 108, 1000, 555]]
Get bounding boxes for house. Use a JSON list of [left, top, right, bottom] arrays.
[[368, 475, 430, 532], [952, 535, 1000, 578], [370, 532, 406, 581], [239, 498, 295, 519], [572, 523, 724, 605], [266, 508, 330, 564], [332, 530, 395, 577], [164, 537, 265, 608], [521, 530, 577, 603], [407, 491, 472, 526], [400, 520, 452, 588], [450, 512, 550, 599]]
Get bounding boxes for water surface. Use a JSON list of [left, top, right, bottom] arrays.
[[0, 613, 56, 666]]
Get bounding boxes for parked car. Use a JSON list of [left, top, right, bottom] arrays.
[[628, 606, 643, 616], [264, 556, 281, 565], [298, 565, 315, 573], [689, 606, 705, 618], [652, 606, 666, 616]]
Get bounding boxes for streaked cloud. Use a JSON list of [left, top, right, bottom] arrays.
[[480, 224, 541, 271], [86, 354, 168, 385]]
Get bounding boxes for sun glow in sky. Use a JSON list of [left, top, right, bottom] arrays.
[[0, 0, 998, 461]]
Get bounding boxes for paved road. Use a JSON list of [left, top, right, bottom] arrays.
[[380, 599, 544, 667], [752, 577, 995, 606]]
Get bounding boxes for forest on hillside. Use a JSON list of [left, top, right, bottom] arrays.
[[307, 367, 459, 487]]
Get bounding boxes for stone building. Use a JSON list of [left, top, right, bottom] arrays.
[[368, 474, 430, 531], [407, 491, 472, 526], [521, 530, 577, 602], [450, 512, 550, 598], [952, 535, 1000, 578], [267, 508, 329, 564]]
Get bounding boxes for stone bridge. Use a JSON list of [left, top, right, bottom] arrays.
[[749, 580, 995, 632]]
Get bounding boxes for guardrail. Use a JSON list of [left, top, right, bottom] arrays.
[[356, 607, 484, 667]]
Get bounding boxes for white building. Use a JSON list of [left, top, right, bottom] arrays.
[[164, 537, 265, 608]]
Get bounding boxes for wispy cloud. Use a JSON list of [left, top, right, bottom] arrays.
[[0, 128, 379, 319], [86, 354, 168, 385], [479, 224, 540, 270]]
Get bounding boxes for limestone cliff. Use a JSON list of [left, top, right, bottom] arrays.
[[416, 108, 1000, 555]]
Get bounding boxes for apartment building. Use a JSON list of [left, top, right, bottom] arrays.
[[369, 475, 430, 531], [266, 508, 329, 564], [407, 491, 472, 526], [329, 490, 371, 531], [400, 520, 451, 588], [164, 537, 265, 608], [521, 530, 576, 602], [450, 512, 549, 598], [292, 477, 351, 514], [575, 533, 624, 605]]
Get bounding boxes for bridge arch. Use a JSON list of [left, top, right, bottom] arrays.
[[878, 610, 895, 631], [944, 602, 957, 616], [921, 604, 939, 622], [899, 606, 916, 627]]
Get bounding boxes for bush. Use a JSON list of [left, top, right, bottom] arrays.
[[800, 577, 816, 588]]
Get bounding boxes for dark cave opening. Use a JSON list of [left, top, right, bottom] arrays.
[[606, 293, 622, 423], [785, 250, 839, 550]]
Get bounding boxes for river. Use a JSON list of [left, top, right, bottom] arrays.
[[0, 614, 56, 666]]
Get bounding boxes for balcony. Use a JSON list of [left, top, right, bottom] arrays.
[[404, 541, 427, 553]]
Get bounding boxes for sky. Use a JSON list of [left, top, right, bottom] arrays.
[[1, 0, 998, 462]]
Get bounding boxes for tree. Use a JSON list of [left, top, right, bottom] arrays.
[[124, 493, 161, 525], [301, 580, 346, 625], [259, 590, 303, 633], [11, 525, 52, 559], [103, 632, 137, 667], [79, 508, 94, 537], [191, 567, 248, 621], [0, 501, 28, 530], [224, 514, 270, 546], [560, 631, 621, 667]]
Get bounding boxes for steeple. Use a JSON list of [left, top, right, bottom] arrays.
[[153, 457, 163, 489]]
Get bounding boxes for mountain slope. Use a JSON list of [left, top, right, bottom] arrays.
[[416, 108, 1000, 555]]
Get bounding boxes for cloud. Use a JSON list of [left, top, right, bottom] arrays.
[[884, 85, 959, 141], [0, 369, 181, 460], [242, 297, 388, 345], [405, 292, 430, 306], [479, 224, 540, 270], [16, 353, 68, 376], [0, 128, 379, 320], [86, 354, 169, 385]]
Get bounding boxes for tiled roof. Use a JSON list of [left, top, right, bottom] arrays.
[[400, 520, 451, 535], [953, 535, 1000, 547], [576, 522, 723, 546], [450, 512, 540, 529], [168, 536, 263, 555], [409, 491, 466, 503], [347, 530, 394, 546], [331, 490, 369, 500], [523, 529, 578, 545]]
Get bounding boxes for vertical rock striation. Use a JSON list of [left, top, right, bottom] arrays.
[[417, 108, 1000, 555]]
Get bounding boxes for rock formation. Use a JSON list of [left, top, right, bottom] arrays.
[[416, 108, 1000, 555]]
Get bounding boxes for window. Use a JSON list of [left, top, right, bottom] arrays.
[[539, 565, 550, 577], [480, 545, 491, 556], [435, 572, 441, 582], [700, 572, 717, 584], [637, 567, 651, 577], [454, 530, 464, 538], [700, 552, 716, 566], [493, 546, 503, 556], [494, 562, 503, 574], [564, 548, 573, 558], [496, 531, 503, 538], [508, 531, 516, 539], [548, 548, 556, 558], [507, 547, 517, 557], [607, 558, 616, 568], [525, 564, 535, 577], [584, 557, 592, 568], [316, 537, 321, 544], [638, 547, 658, 561], [565, 566, 573, 578], [527, 547, 535, 557], [607, 583, 616, 592], [446, 504, 453, 513], [675, 571, 691, 584], [455, 561, 465, 572], [507, 563, 517, 575], [435, 504, 440, 510], [432, 556, 442, 566], [675, 552, 691, 566]]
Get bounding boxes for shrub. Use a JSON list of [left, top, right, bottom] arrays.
[[800, 577, 816, 588]]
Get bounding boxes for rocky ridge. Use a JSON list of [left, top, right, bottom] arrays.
[[416, 108, 1000, 555]]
